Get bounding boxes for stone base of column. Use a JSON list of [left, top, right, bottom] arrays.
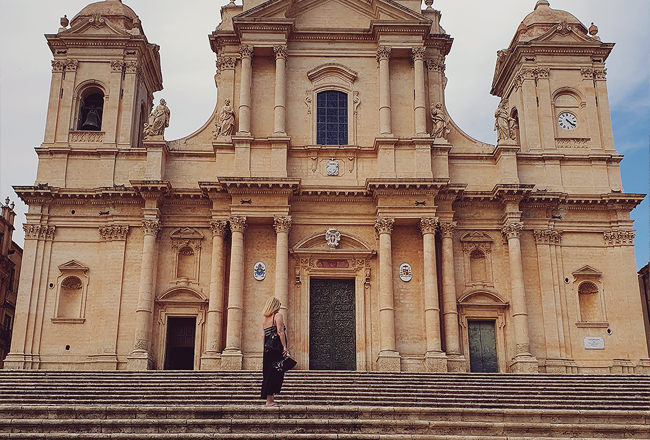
[[610, 358, 635, 375], [509, 355, 539, 374], [377, 351, 401, 372], [540, 358, 578, 374], [424, 352, 448, 372], [446, 354, 466, 372], [200, 353, 222, 371], [85, 354, 118, 370], [634, 359, 650, 376], [2, 353, 29, 370], [126, 351, 154, 370], [221, 350, 243, 371]]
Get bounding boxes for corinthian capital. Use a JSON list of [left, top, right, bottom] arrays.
[[411, 47, 426, 62], [419, 217, 439, 235], [501, 222, 524, 240], [142, 219, 162, 237], [273, 45, 288, 60], [533, 229, 562, 245], [376, 46, 391, 62], [375, 217, 395, 235], [273, 216, 292, 234], [210, 220, 228, 237], [65, 59, 78, 72], [229, 216, 247, 233], [52, 60, 66, 73], [438, 221, 457, 238], [239, 44, 254, 60]]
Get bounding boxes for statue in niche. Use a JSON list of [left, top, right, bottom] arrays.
[[144, 99, 170, 139], [494, 99, 516, 141], [430, 102, 450, 139], [217, 98, 235, 136]]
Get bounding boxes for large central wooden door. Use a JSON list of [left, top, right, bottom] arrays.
[[309, 279, 356, 370], [468, 320, 498, 373], [164, 317, 196, 370]]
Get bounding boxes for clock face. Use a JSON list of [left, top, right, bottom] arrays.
[[558, 112, 578, 130]]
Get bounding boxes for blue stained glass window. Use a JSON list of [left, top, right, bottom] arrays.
[[317, 91, 348, 145]]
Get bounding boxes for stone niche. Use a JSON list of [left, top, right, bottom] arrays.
[[572, 265, 607, 327], [169, 228, 204, 284], [51, 260, 90, 324], [460, 232, 495, 290]]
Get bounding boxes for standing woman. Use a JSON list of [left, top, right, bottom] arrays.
[[261, 296, 288, 407]]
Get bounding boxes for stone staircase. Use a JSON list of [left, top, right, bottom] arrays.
[[0, 371, 648, 439]]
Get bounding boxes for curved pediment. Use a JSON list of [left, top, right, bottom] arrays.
[[158, 287, 207, 304], [458, 289, 508, 307], [293, 229, 373, 253]]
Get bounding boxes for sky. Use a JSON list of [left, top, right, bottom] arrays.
[[0, 0, 648, 268]]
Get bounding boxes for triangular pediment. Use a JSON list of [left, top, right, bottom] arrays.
[[572, 265, 602, 277], [530, 22, 598, 45], [59, 15, 132, 38], [236, 0, 426, 30], [58, 260, 89, 273], [169, 227, 204, 240], [460, 232, 494, 243]]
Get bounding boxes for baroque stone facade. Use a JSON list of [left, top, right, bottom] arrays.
[[5, 0, 648, 374]]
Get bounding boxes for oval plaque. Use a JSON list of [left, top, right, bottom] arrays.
[[253, 262, 266, 281], [399, 263, 412, 282]]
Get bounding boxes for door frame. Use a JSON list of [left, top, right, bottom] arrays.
[[467, 319, 498, 373], [457, 289, 509, 373], [164, 316, 198, 370], [291, 230, 376, 371]]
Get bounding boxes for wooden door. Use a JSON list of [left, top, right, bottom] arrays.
[[468, 320, 498, 373], [164, 317, 196, 370], [309, 279, 356, 370]]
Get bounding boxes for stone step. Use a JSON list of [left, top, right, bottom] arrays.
[[4, 435, 647, 440]]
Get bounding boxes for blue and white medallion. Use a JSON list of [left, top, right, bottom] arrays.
[[254, 262, 266, 281]]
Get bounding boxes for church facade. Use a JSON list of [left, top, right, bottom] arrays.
[[5, 0, 649, 374]]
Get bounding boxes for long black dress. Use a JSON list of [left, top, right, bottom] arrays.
[[261, 323, 285, 399]]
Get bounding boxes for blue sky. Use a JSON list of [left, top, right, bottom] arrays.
[[0, 0, 648, 268]]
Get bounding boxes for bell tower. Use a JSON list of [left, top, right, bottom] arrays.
[[491, 0, 620, 193], [40, 0, 163, 187]]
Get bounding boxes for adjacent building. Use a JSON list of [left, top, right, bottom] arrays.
[[0, 199, 22, 368], [5, 0, 648, 374]]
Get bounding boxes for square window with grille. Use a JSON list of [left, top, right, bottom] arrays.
[[317, 91, 348, 145]]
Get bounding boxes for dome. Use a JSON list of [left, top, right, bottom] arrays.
[[516, 0, 588, 42], [70, 0, 140, 30]]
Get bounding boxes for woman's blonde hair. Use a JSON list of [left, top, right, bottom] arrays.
[[262, 296, 281, 317]]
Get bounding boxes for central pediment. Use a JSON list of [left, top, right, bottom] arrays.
[[235, 0, 428, 31]]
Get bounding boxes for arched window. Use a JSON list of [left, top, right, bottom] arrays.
[[78, 87, 104, 131], [317, 90, 348, 145], [578, 281, 600, 322], [58, 276, 83, 318]]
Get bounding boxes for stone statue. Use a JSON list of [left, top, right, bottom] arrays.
[[430, 102, 450, 139], [217, 99, 235, 136], [144, 99, 170, 139], [494, 99, 516, 141]]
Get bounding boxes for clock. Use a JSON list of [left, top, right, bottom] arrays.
[[557, 112, 578, 130]]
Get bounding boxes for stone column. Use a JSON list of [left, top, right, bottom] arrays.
[[273, 216, 291, 320], [502, 222, 538, 373], [237, 45, 254, 135], [439, 221, 464, 371], [412, 47, 428, 136], [377, 46, 392, 136], [201, 220, 228, 370], [375, 217, 400, 371], [221, 216, 247, 370], [420, 218, 447, 371], [127, 219, 161, 370], [273, 45, 288, 136]]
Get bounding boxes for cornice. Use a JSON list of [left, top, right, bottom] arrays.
[[217, 177, 301, 195], [13, 185, 140, 205]]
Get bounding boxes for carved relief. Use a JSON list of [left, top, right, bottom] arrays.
[[438, 221, 457, 238], [216, 57, 236, 70], [353, 91, 360, 115], [124, 61, 139, 74], [143, 99, 170, 139], [142, 219, 162, 237], [325, 228, 341, 248], [430, 102, 450, 139], [111, 60, 125, 72], [495, 99, 516, 141], [556, 138, 590, 149], [99, 225, 129, 241], [426, 57, 445, 72], [411, 47, 426, 62], [594, 69, 607, 80], [215, 98, 235, 137], [52, 60, 66, 73], [65, 59, 78, 72], [533, 229, 562, 245], [604, 230, 635, 246], [89, 14, 105, 28], [374, 218, 394, 235], [304, 90, 312, 114], [581, 67, 595, 79]]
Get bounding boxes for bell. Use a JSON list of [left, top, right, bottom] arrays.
[[81, 109, 101, 131]]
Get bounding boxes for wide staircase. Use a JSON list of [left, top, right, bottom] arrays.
[[0, 371, 648, 439]]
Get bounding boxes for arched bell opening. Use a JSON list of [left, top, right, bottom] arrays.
[[77, 87, 104, 131]]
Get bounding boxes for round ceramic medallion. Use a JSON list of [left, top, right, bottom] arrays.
[[253, 262, 266, 281], [399, 263, 412, 282]]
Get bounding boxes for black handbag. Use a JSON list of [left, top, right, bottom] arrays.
[[264, 315, 283, 352], [272, 355, 297, 372]]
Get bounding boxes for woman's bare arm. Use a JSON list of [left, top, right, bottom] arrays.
[[275, 313, 288, 355]]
